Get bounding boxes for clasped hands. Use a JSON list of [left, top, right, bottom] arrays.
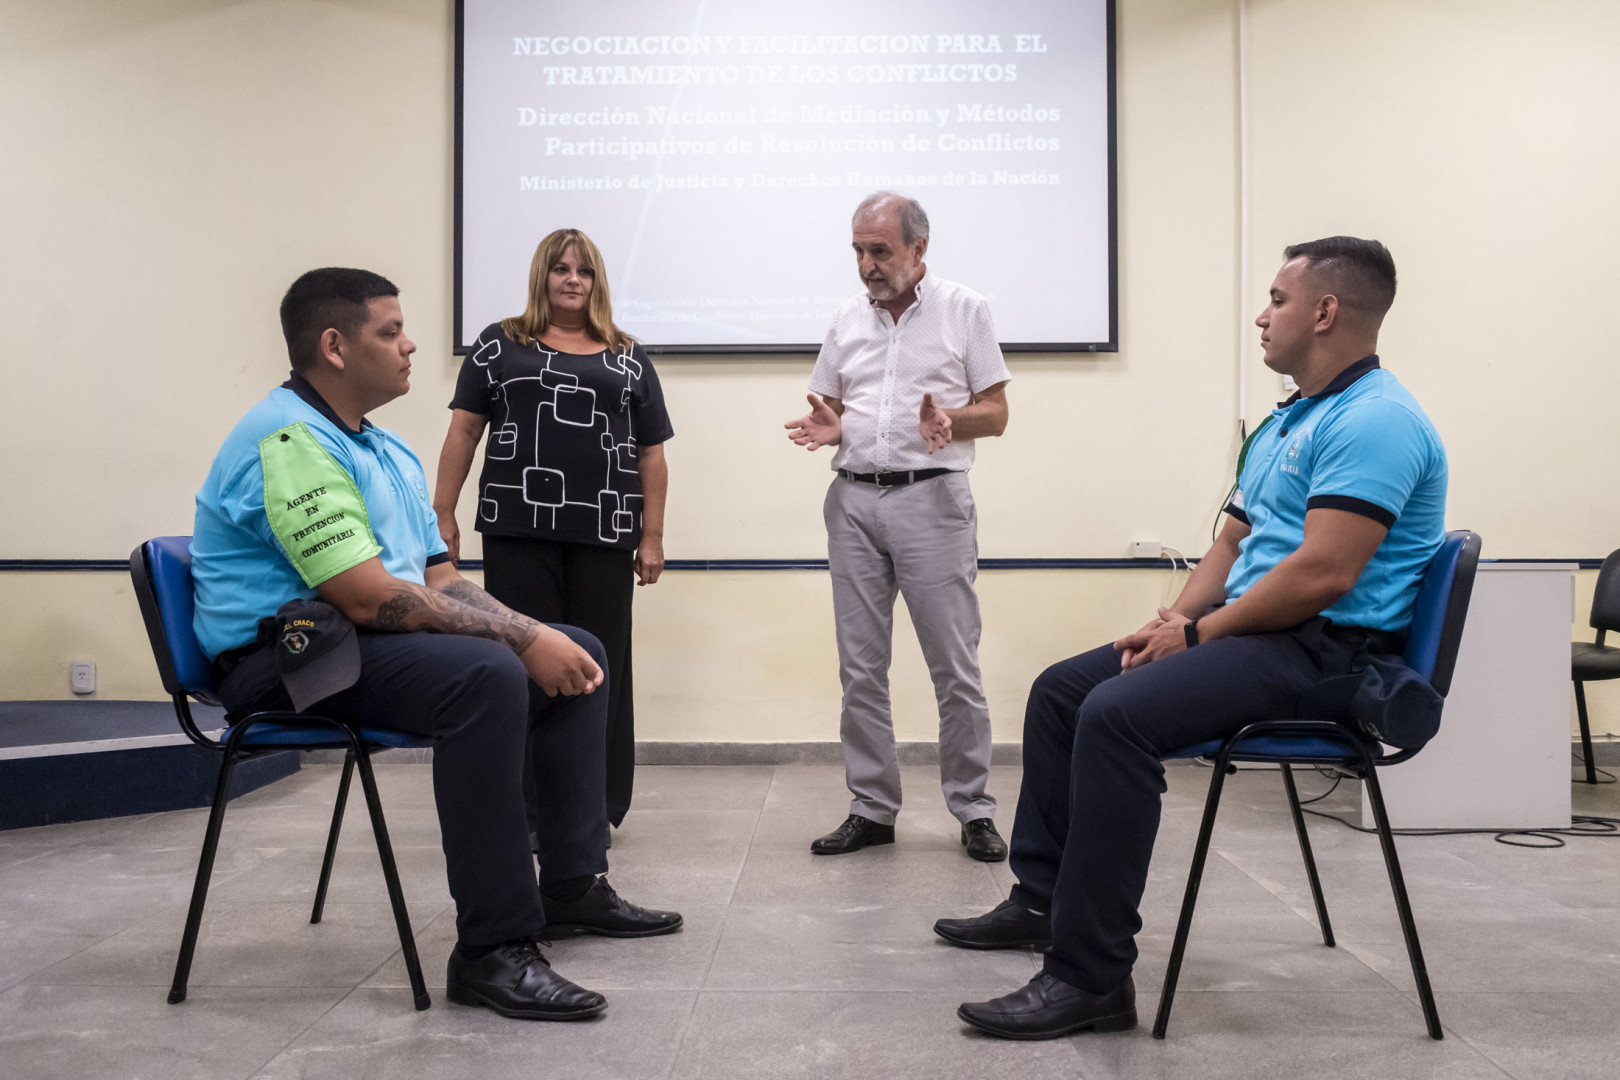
[[1114, 607, 1193, 670]]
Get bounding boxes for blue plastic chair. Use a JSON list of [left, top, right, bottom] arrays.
[[1153, 530, 1482, 1041], [130, 536, 432, 1011]]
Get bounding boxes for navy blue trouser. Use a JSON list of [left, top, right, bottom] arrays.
[[1007, 622, 1366, 994], [221, 628, 610, 948]]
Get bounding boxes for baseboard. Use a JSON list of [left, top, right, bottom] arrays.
[[1576, 737, 1620, 768], [241, 737, 1620, 771], [635, 741, 1026, 765], [303, 741, 1027, 766], [301, 746, 436, 765]]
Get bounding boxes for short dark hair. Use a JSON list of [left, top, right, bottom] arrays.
[[279, 268, 399, 371], [1282, 236, 1397, 320]]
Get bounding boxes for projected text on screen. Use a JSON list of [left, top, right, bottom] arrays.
[[458, 1, 1115, 351]]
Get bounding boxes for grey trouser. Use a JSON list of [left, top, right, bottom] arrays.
[[824, 472, 996, 825]]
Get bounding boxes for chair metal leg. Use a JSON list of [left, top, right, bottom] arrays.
[[169, 728, 247, 1005], [1361, 761, 1443, 1040], [1153, 751, 1234, 1039], [349, 737, 431, 1011], [1574, 681, 1599, 784], [1280, 764, 1334, 947], [311, 751, 356, 924]]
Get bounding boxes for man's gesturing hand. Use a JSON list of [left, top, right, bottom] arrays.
[[520, 625, 604, 697], [785, 394, 842, 450], [1114, 606, 1192, 670], [918, 392, 952, 453]]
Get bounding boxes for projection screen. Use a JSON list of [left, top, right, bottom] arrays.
[[456, 0, 1116, 352]]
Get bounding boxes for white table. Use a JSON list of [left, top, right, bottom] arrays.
[[1365, 562, 1574, 830]]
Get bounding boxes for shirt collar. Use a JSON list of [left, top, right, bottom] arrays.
[[1277, 354, 1381, 408], [281, 371, 371, 436]]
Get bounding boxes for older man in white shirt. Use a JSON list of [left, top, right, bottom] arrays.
[[785, 192, 1011, 860]]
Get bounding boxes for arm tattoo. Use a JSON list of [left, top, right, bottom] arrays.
[[370, 592, 421, 632], [439, 579, 508, 615], [362, 583, 540, 654]]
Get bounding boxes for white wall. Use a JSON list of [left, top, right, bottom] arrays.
[[3, 1, 1617, 737], [1243, 0, 1620, 556]]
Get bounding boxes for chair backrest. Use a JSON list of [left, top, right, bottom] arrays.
[[130, 536, 223, 705], [1401, 530, 1482, 699], [1589, 549, 1620, 635]]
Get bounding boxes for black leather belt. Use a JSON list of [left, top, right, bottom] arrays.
[[210, 641, 263, 690], [213, 613, 281, 679], [837, 467, 954, 488], [215, 640, 260, 675]]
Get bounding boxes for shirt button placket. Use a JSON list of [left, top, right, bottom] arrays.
[[878, 336, 901, 470]]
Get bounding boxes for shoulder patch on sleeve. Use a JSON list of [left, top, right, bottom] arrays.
[[259, 422, 383, 587]]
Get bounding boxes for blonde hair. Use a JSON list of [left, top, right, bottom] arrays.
[[501, 229, 634, 352]]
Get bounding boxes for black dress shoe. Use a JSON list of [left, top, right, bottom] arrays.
[[934, 897, 1051, 949], [445, 939, 607, 1020], [810, 814, 895, 855], [958, 973, 1136, 1040], [961, 818, 1007, 862], [542, 876, 683, 938]]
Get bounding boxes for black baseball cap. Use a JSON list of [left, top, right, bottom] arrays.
[[272, 599, 361, 711]]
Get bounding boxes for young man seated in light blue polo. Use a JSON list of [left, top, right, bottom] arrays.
[[191, 268, 682, 1022], [933, 237, 1448, 1039]]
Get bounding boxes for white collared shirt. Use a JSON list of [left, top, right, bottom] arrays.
[[809, 271, 1010, 474]]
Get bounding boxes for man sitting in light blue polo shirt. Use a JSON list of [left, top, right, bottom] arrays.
[[1224, 355, 1448, 634], [933, 237, 1448, 1040], [190, 268, 682, 1025], [192, 363, 448, 665]]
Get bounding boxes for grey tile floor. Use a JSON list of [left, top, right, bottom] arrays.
[[3, 762, 1620, 1079]]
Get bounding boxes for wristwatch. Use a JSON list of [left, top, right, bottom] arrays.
[[1183, 619, 1201, 649]]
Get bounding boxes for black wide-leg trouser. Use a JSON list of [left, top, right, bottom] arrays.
[[481, 534, 638, 828], [221, 627, 610, 948], [1007, 624, 1365, 994]]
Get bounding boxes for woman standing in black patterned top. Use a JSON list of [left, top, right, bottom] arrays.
[[434, 228, 673, 832]]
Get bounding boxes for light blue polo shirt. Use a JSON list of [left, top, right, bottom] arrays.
[[1224, 356, 1447, 633], [191, 375, 449, 659]]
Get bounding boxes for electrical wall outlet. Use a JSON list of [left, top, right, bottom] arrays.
[[1130, 541, 1162, 559], [69, 661, 96, 695]]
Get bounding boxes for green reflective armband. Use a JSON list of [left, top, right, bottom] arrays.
[[260, 422, 382, 587]]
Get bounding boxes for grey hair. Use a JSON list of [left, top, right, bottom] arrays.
[[853, 191, 930, 248]]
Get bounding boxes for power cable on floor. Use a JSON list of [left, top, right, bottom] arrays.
[[1289, 766, 1620, 849]]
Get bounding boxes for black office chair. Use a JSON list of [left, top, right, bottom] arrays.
[[1155, 530, 1482, 1041], [131, 536, 432, 1011], [1573, 549, 1620, 784]]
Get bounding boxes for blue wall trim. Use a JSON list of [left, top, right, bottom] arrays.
[[1, 556, 1607, 572]]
